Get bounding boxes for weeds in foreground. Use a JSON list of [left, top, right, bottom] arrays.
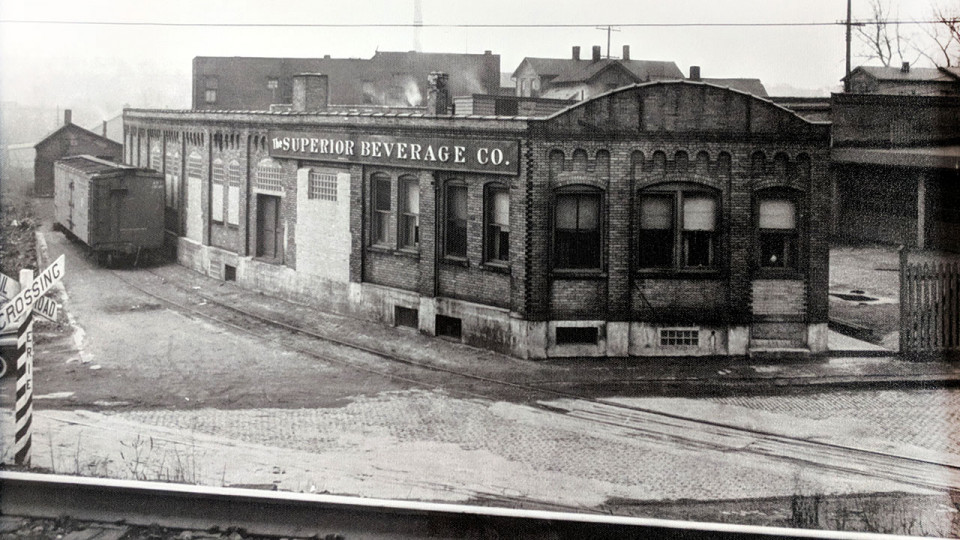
[[790, 491, 958, 537]]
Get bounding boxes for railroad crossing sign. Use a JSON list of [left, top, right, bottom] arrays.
[[0, 254, 64, 331], [0, 254, 66, 467], [0, 271, 61, 323]]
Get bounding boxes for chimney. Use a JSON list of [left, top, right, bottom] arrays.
[[622, 45, 630, 61], [102, 120, 108, 137], [689, 66, 701, 81], [901, 61, 910, 73], [572, 46, 581, 60], [292, 73, 329, 112], [592, 45, 602, 62], [64, 109, 72, 125], [427, 72, 451, 115]]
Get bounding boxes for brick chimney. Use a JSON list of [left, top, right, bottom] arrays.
[[689, 66, 701, 81], [102, 120, 108, 137], [901, 61, 910, 73], [292, 73, 329, 112], [572, 46, 581, 60], [592, 45, 602, 62], [427, 72, 451, 115], [64, 109, 72, 125], [622, 45, 630, 61]]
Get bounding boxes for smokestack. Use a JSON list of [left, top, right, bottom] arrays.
[[592, 45, 601, 62], [622, 45, 630, 61], [689, 66, 701, 81], [572, 46, 581, 60], [427, 72, 451, 115], [292, 73, 329, 112], [901, 61, 910, 73], [102, 120, 108, 137], [64, 109, 72, 125]]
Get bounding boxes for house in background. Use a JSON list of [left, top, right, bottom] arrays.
[[843, 63, 960, 96], [34, 110, 123, 198], [512, 45, 684, 100], [193, 51, 501, 110], [511, 46, 768, 101]]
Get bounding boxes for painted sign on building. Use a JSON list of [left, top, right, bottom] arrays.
[[269, 131, 519, 175]]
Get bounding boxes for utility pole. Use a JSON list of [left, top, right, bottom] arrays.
[[845, 0, 852, 92], [595, 25, 621, 58]]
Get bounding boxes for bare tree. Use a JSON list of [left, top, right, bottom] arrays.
[[855, 0, 915, 66], [917, 3, 960, 67]]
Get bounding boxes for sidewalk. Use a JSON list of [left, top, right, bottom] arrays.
[[145, 258, 960, 397]]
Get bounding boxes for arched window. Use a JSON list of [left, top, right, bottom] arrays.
[[165, 149, 181, 210], [554, 185, 602, 270], [187, 151, 203, 179], [226, 160, 241, 225], [444, 180, 468, 258], [638, 183, 719, 270], [756, 188, 800, 269], [370, 172, 391, 246], [256, 158, 283, 191], [399, 175, 419, 249], [484, 183, 510, 263], [211, 158, 225, 223]]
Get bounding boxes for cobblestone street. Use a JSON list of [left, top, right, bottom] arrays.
[[2, 224, 959, 534]]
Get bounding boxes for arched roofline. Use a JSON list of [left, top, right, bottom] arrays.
[[537, 79, 830, 127]]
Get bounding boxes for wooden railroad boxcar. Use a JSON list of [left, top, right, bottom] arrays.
[[54, 155, 165, 265]]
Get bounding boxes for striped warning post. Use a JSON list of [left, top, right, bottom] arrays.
[[14, 311, 33, 466]]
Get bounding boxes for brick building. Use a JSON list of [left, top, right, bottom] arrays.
[[124, 77, 831, 359], [193, 51, 501, 110], [34, 110, 123, 198]]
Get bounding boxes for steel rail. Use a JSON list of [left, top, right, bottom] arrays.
[[107, 267, 960, 493], [0, 471, 905, 540]]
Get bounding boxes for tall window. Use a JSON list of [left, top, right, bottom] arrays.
[[372, 174, 391, 246], [399, 176, 420, 249], [211, 159, 225, 223], [638, 185, 718, 270], [758, 193, 798, 268], [165, 150, 181, 210], [445, 183, 468, 258], [485, 185, 510, 263], [227, 160, 241, 226], [554, 187, 602, 269]]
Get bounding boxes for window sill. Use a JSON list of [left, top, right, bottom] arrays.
[[635, 268, 723, 279], [441, 256, 470, 268], [754, 268, 804, 280], [481, 262, 511, 274], [253, 256, 283, 266], [367, 246, 420, 259], [552, 269, 606, 279]]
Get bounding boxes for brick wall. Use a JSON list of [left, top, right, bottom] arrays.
[[295, 166, 351, 282], [752, 279, 806, 316]]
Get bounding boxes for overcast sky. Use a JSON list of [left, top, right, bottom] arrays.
[[0, 0, 946, 121]]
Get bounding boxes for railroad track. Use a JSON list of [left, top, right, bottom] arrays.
[[108, 266, 960, 494]]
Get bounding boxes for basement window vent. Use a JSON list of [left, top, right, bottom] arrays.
[[436, 315, 462, 340], [556, 326, 599, 345], [395, 306, 419, 329], [224, 264, 237, 281], [660, 328, 699, 347]]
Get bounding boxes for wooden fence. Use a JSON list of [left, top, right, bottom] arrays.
[[900, 250, 960, 355]]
